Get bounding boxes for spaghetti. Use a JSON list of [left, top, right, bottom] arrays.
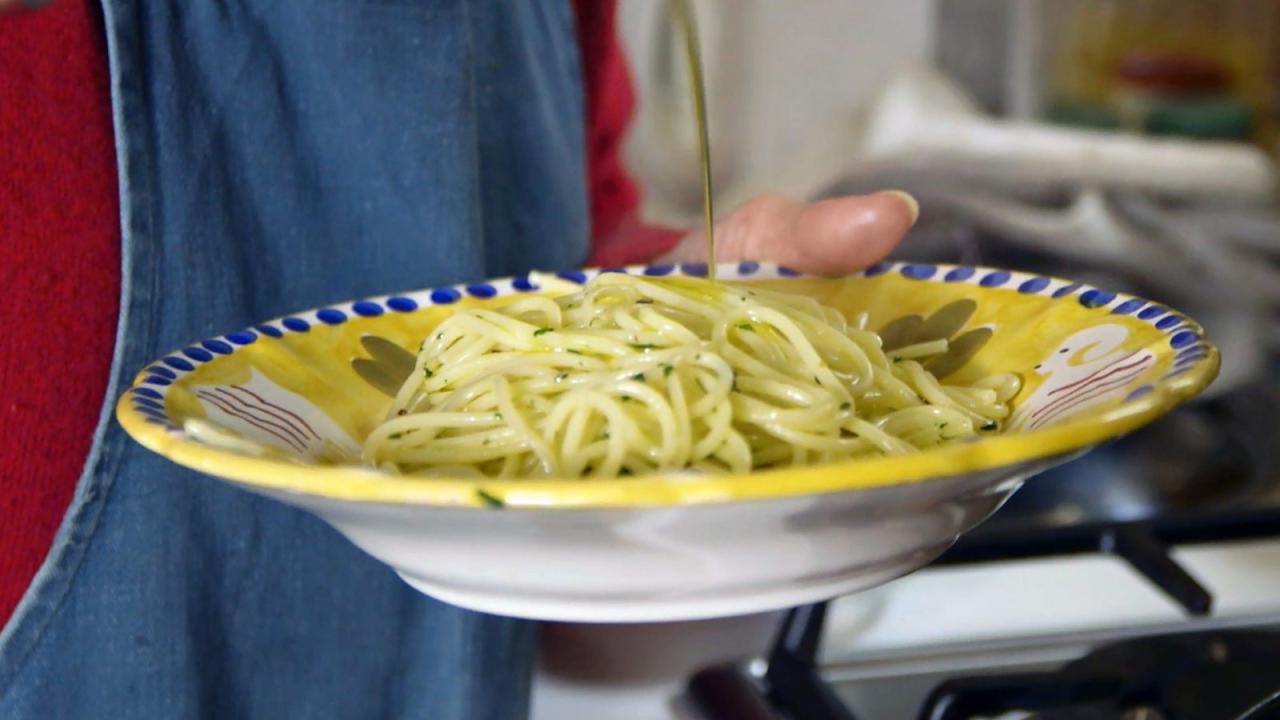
[[365, 273, 1019, 478]]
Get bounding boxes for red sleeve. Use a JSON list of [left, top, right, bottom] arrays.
[[0, 0, 120, 626], [570, 0, 685, 267]]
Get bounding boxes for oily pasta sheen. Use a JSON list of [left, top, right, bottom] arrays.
[[365, 273, 1020, 478]]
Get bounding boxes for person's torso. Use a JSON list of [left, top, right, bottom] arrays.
[[0, 1, 586, 717]]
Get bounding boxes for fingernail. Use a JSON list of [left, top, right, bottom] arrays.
[[887, 190, 919, 227]]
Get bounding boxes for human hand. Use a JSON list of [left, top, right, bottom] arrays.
[[659, 190, 918, 274]]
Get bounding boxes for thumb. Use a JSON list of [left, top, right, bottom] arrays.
[[721, 191, 917, 274]]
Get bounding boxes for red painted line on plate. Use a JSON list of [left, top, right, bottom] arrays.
[[1034, 354, 1153, 421], [1048, 353, 1148, 398], [225, 384, 321, 440], [1030, 365, 1150, 429], [208, 387, 312, 448], [197, 390, 307, 452]]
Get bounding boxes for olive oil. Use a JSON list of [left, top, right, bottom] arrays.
[[669, 0, 716, 279]]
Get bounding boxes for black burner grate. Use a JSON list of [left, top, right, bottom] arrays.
[[685, 508, 1280, 720]]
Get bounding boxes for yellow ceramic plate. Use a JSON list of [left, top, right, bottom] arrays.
[[115, 261, 1218, 510]]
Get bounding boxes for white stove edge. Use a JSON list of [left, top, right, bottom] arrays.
[[532, 538, 1280, 720], [822, 538, 1280, 669]]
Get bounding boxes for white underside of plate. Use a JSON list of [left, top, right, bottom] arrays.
[[396, 542, 948, 623], [264, 458, 1057, 623]]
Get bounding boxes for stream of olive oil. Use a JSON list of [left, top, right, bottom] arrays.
[[669, 0, 716, 280]]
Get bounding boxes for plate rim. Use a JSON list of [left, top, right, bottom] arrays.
[[115, 260, 1220, 509]]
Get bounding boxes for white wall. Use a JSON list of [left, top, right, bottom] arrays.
[[618, 0, 936, 223]]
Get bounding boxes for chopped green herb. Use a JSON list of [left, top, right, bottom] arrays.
[[736, 322, 755, 332], [981, 421, 998, 431], [630, 372, 645, 382], [814, 375, 821, 384], [620, 396, 632, 403], [533, 327, 552, 336], [555, 372, 568, 382], [388, 431, 405, 440], [602, 431, 610, 439], [635, 299, 654, 305], [629, 343, 656, 350], [619, 467, 634, 476], [482, 438, 491, 446], [423, 367, 434, 378], [662, 364, 674, 377], [567, 349, 583, 355], [839, 402, 852, 411], [435, 332, 443, 340], [475, 489, 505, 508], [494, 412, 503, 420]]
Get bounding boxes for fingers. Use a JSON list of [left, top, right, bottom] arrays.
[[722, 191, 917, 274]]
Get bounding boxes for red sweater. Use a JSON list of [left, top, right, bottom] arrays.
[[0, 0, 680, 627]]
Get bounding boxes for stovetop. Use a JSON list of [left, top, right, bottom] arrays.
[[678, 368, 1280, 718], [920, 630, 1280, 720], [687, 608, 1280, 720], [532, 195, 1280, 720]]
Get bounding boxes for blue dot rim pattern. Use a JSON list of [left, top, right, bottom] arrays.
[[863, 262, 892, 277], [979, 271, 1011, 288], [1111, 299, 1144, 316], [119, 261, 1215, 435], [1053, 283, 1082, 299], [352, 301, 384, 317], [316, 308, 347, 325], [429, 288, 461, 304], [901, 264, 937, 280], [1079, 289, 1117, 309], [386, 296, 419, 312], [1018, 277, 1050, 294]]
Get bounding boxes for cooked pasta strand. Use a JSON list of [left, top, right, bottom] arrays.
[[365, 274, 1019, 477]]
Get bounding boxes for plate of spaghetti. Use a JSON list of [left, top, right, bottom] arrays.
[[116, 261, 1218, 621]]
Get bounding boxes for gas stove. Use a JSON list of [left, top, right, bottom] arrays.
[[686, 540, 1280, 720], [919, 630, 1280, 720], [530, 195, 1280, 720], [677, 198, 1280, 720]]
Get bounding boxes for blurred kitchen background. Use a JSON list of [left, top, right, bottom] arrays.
[[534, 2, 1280, 719]]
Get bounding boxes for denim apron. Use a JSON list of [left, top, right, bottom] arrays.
[[0, 1, 586, 717]]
